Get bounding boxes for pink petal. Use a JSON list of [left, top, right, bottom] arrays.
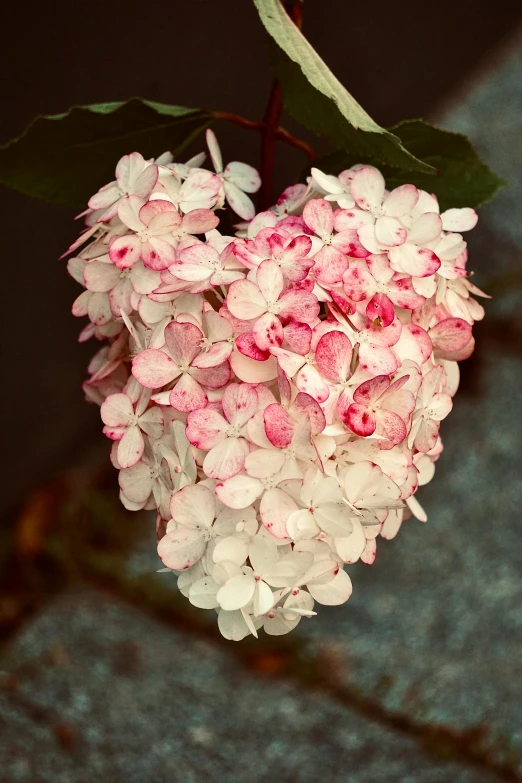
[[344, 403, 376, 436], [342, 265, 376, 301], [303, 199, 334, 237], [181, 208, 220, 235], [253, 312, 284, 352], [109, 235, 141, 269], [88, 183, 120, 211], [164, 321, 203, 366], [313, 245, 349, 284], [264, 403, 294, 448], [269, 347, 306, 377], [366, 293, 394, 327], [332, 229, 370, 258], [132, 349, 179, 388], [236, 332, 270, 361], [387, 277, 426, 310], [191, 361, 231, 390], [280, 234, 312, 264], [256, 259, 284, 304], [222, 383, 259, 426], [186, 408, 228, 449], [227, 279, 267, 320], [169, 373, 207, 412], [84, 261, 121, 292], [276, 289, 320, 324], [295, 364, 330, 403], [389, 245, 441, 277], [353, 375, 390, 404], [358, 343, 398, 375], [315, 330, 352, 383], [394, 323, 432, 366], [283, 322, 312, 354], [334, 208, 374, 231], [118, 461, 152, 503], [290, 392, 326, 436], [191, 342, 233, 369], [430, 318, 472, 353], [260, 488, 297, 539], [414, 419, 439, 454], [360, 539, 377, 565], [133, 163, 159, 199], [350, 168, 385, 212], [116, 152, 146, 190], [375, 409, 407, 445], [142, 237, 176, 270]]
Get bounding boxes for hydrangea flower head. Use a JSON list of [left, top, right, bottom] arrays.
[[66, 138, 486, 640]]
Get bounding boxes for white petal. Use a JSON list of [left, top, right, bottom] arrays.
[[217, 573, 256, 610], [188, 577, 219, 609], [170, 484, 216, 528], [157, 526, 205, 570], [308, 568, 353, 605]]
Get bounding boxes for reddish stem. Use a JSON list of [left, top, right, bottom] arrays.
[[211, 111, 263, 132], [212, 111, 315, 161], [214, 2, 308, 210], [259, 81, 283, 210]]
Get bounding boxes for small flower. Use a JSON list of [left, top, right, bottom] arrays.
[[206, 129, 261, 220]]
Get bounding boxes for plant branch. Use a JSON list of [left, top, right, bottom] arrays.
[[259, 81, 283, 209], [212, 111, 315, 161]]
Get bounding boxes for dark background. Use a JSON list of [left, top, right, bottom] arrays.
[[1, 0, 521, 514]]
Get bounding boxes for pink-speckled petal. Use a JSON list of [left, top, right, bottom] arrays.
[[169, 373, 208, 412], [109, 234, 141, 269], [315, 330, 352, 383], [264, 403, 294, 448], [222, 382, 259, 427], [164, 321, 203, 366], [313, 245, 349, 284], [132, 349, 180, 388], [351, 168, 385, 212], [303, 198, 334, 237], [260, 488, 297, 539], [365, 293, 394, 327]]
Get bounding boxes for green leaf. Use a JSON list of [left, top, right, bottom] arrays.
[[0, 99, 213, 207], [253, 0, 434, 174], [307, 119, 507, 211]]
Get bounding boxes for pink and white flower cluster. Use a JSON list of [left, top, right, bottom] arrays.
[[66, 131, 488, 640]]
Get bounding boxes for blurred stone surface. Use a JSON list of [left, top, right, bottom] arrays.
[[0, 590, 497, 783]]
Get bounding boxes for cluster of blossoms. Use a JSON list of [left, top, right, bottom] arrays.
[[66, 130, 488, 640]]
